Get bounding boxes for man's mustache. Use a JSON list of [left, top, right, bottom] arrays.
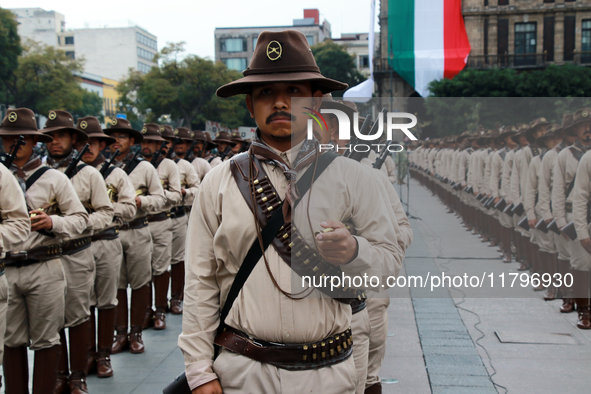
[[266, 111, 296, 124]]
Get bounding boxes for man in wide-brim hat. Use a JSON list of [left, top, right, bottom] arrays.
[[179, 29, 403, 394], [188, 130, 213, 181]]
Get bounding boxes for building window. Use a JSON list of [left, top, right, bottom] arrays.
[[220, 38, 247, 52], [65, 51, 75, 59], [306, 35, 315, 46], [515, 22, 536, 66], [223, 58, 247, 71], [564, 16, 576, 61], [582, 20, 591, 63], [359, 55, 369, 68], [137, 47, 155, 62], [65, 36, 74, 45], [252, 37, 258, 50], [498, 0, 508, 5], [136, 32, 157, 50], [137, 62, 152, 74]]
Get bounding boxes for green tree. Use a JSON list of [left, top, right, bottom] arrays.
[[117, 42, 254, 130], [70, 90, 104, 122], [311, 41, 366, 97], [3, 40, 93, 115], [0, 7, 23, 106], [424, 65, 591, 136]]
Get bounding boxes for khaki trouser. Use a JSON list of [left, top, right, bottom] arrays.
[[213, 348, 357, 394], [4, 259, 66, 350], [171, 214, 188, 265], [514, 213, 530, 237], [62, 247, 95, 328], [499, 211, 513, 229], [570, 222, 591, 271], [0, 274, 8, 365], [554, 232, 571, 261], [365, 296, 390, 388], [91, 238, 123, 309], [351, 307, 370, 394], [149, 218, 172, 276], [119, 225, 153, 290]]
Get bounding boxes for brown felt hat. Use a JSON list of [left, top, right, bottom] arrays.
[[216, 30, 348, 97], [0, 108, 53, 143], [214, 131, 236, 145], [105, 118, 144, 143], [203, 132, 217, 150], [570, 108, 591, 135], [526, 117, 549, 143], [42, 110, 89, 143], [140, 123, 166, 142], [159, 125, 176, 139], [510, 123, 529, 143], [231, 131, 246, 143], [560, 113, 574, 136], [76, 116, 116, 145], [175, 127, 194, 142], [536, 123, 561, 146]]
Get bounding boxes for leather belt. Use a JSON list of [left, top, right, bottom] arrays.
[[0, 261, 4, 276], [91, 227, 120, 242], [170, 206, 186, 219], [214, 326, 353, 371], [120, 217, 149, 231], [62, 236, 92, 256], [3, 244, 63, 268], [147, 211, 170, 223], [351, 297, 367, 314]]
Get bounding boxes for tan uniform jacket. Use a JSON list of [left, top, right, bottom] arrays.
[[489, 149, 507, 199], [191, 157, 212, 181], [573, 150, 591, 240], [361, 151, 392, 183], [457, 148, 472, 186], [0, 164, 31, 257], [176, 158, 200, 207], [179, 147, 403, 390], [55, 165, 114, 235], [524, 155, 543, 221], [538, 144, 564, 221], [155, 158, 182, 213], [121, 159, 166, 220], [552, 143, 585, 228], [95, 163, 137, 227], [501, 149, 516, 202], [519, 146, 534, 201], [510, 149, 524, 204], [14, 162, 88, 251]]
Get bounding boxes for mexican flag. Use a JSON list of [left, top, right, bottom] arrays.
[[388, 0, 471, 97]]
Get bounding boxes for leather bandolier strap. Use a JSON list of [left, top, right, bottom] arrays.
[[147, 211, 171, 223], [120, 216, 149, 231], [61, 236, 92, 256], [230, 153, 363, 303], [91, 227, 120, 242]]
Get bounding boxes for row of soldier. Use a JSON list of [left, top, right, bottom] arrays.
[[408, 110, 591, 330], [0, 107, 248, 393]]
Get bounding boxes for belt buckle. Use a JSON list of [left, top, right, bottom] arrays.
[[10, 251, 28, 261]]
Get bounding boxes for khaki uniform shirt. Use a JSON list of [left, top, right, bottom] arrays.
[[501, 149, 516, 202], [489, 148, 507, 199], [457, 148, 472, 187], [191, 157, 212, 181], [538, 143, 567, 221], [361, 150, 392, 183], [155, 158, 182, 213], [175, 158, 200, 208], [510, 149, 524, 204], [55, 165, 114, 235], [117, 159, 166, 220], [179, 144, 403, 390], [95, 163, 137, 227], [13, 161, 88, 251], [0, 164, 31, 258], [524, 155, 543, 221], [573, 150, 591, 240], [552, 143, 585, 228]]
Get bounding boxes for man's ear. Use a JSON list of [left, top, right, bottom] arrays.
[[99, 141, 107, 151], [311, 90, 323, 111], [71, 132, 78, 145], [245, 95, 254, 118]]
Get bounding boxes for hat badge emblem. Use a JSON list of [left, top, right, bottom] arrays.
[[159, 127, 164, 133], [190, 132, 194, 137], [174, 129, 179, 135], [141, 127, 147, 134], [48, 111, 57, 120], [111, 119, 118, 126], [583, 111, 589, 118], [80, 120, 88, 130], [8, 112, 18, 123], [266, 40, 282, 61]]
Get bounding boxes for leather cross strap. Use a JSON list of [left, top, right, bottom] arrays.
[[230, 153, 362, 303]]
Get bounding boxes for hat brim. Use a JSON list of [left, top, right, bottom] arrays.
[[84, 132, 117, 145], [42, 126, 89, 142], [216, 72, 349, 98], [0, 129, 53, 143], [142, 135, 166, 142], [214, 138, 236, 146], [104, 128, 144, 144]]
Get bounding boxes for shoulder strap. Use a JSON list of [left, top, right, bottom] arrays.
[[125, 156, 144, 175], [67, 163, 87, 179], [218, 207, 284, 331], [569, 146, 585, 162], [102, 165, 117, 180], [25, 167, 51, 190], [294, 152, 339, 208], [208, 157, 215, 163], [499, 150, 507, 161]]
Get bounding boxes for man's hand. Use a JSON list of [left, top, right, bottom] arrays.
[[493, 197, 500, 205], [315, 220, 358, 265], [135, 196, 142, 208], [559, 226, 570, 241], [29, 210, 53, 231], [182, 188, 187, 197], [580, 238, 591, 256], [545, 218, 553, 225], [193, 380, 222, 394], [528, 219, 537, 229]]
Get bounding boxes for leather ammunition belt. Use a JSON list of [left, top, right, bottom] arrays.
[[3, 244, 63, 268], [230, 154, 362, 303], [170, 206, 186, 219], [91, 227, 120, 242], [351, 297, 367, 314], [566, 202, 573, 213], [120, 217, 149, 231], [62, 236, 92, 256], [147, 211, 171, 223], [0, 261, 4, 276], [214, 326, 353, 371]]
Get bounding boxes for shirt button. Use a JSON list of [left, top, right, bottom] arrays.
[[285, 333, 290, 338], [282, 184, 286, 189]]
